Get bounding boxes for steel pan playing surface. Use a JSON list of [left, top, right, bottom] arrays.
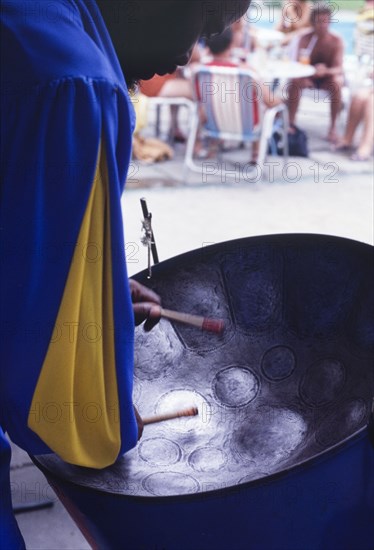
[[36, 234, 374, 499]]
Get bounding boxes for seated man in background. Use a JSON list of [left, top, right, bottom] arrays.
[[286, 3, 344, 143], [204, 26, 280, 110], [204, 28, 241, 67], [199, 28, 282, 163]]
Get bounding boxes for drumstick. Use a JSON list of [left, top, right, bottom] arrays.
[[159, 307, 224, 334], [143, 407, 198, 425]]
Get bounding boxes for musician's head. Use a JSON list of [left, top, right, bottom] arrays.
[[97, 0, 251, 87]]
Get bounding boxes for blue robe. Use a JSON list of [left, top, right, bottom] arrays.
[[1, 0, 137, 544]]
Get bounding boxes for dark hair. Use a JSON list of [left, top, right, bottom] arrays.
[[311, 3, 332, 24], [206, 28, 233, 55]]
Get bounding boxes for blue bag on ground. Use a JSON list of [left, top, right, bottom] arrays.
[[269, 124, 309, 158]]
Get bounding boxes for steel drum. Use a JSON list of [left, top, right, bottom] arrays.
[[33, 235, 374, 550]]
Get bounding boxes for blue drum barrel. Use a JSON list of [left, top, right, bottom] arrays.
[[34, 235, 374, 550]]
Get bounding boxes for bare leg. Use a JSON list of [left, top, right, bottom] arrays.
[[337, 88, 373, 153], [320, 76, 343, 143], [339, 93, 367, 146], [159, 78, 194, 140], [169, 104, 183, 140], [356, 89, 374, 158], [251, 141, 259, 162], [328, 104, 341, 143], [286, 78, 309, 128]]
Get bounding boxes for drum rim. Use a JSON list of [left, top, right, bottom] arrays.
[[33, 234, 374, 501], [32, 424, 370, 503], [132, 233, 373, 284]]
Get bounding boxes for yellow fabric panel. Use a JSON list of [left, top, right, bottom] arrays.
[[131, 92, 149, 134], [28, 144, 121, 468]]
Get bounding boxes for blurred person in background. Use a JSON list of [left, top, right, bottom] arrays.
[[140, 44, 202, 143], [199, 28, 282, 163], [355, 0, 374, 60], [335, 87, 373, 161], [231, 16, 258, 57], [286, 3, 344, 143], [276, 0, 313, 45]]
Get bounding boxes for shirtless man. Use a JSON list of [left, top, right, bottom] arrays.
[[287, 3, 344, 143]]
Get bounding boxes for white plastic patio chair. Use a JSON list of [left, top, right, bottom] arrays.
[[184, 65, 289, 181]]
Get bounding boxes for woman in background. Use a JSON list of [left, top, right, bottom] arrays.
[[276, 0, 313, 45], [336, 87, 373, 161]]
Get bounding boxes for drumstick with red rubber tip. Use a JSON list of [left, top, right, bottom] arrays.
[[143, 407, 198, 425], [156, 307, 224, 334]]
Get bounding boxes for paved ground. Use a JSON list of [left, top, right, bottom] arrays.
[[9, 59, 373, 550], [122, 93, 373, 277]]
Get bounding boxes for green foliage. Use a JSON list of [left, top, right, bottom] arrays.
[[332, 0, 364, 11], [263, 0, 364, 12]]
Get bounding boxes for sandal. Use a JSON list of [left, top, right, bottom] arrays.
[[173, 133, 186, 144], [351, 153, 371, 162], [334, 144, 354, 153]]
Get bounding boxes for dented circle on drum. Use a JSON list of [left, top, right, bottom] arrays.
[[212, 366, 259, 407], [138, 437, 182, 466], [261, 345, 296, 381]]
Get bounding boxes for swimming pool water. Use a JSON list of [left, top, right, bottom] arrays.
[[255, 19, 355, 55]]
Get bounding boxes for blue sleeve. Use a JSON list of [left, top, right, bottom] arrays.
[[1, 0, 138, 464]]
